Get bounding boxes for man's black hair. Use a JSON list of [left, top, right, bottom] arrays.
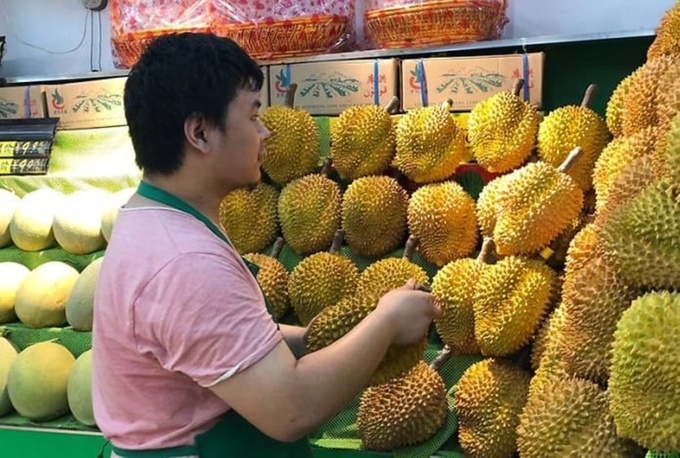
[[124, 33, 264, 175]]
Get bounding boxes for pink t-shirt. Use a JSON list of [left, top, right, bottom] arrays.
[[92, 206, 282, 450]]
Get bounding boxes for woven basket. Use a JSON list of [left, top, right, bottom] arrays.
[[111, 26, 210, 68], [212, 15, 350, 60], [366, 0, 508, 49]]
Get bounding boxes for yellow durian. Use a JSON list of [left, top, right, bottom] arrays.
[[277, 170, 341, 255], [260, 85, 320, 186], [357, 362, 447, 451], [220, 182, 278, 255], [394, 101, 466, 183], [330, 101, 396, 180], [606, 72, 636, 138], [242, 238, 290, 320], [287, 230, 358, 325], [468, 78, 540, 173], [341, 176, 407, 258], [648, 1, 680, 60], [407, 181, 478, 267], [455, 358, 531, 458], [537, 84, 612, 190]]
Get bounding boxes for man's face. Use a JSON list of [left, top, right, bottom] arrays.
[[209, 89, 269, 191]]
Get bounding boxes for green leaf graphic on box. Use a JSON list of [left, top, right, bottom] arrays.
[[299, 72, 359, 98], [0, 97, 18, 118], [410, 68, 422, 84], [72, 90, 123, 113], [52, 89, 64, 106], [275, 69, 290, 87], [436, 69, 505, 94]]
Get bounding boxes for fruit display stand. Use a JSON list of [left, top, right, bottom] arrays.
[[0, 27, 673, 458]]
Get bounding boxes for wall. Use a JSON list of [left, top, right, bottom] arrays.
[[0, 0, 674, 79]]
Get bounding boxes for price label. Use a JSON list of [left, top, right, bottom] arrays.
[[0, 157, 50, 175], [0, 141, 51, 157]]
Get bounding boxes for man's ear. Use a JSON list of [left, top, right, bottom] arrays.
[[184, 113, 210, 153]]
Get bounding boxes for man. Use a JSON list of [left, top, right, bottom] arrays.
[[93, 33, 439, 458]]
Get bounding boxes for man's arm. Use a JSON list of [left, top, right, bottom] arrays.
[[279, 324, 307, 359], [209, 285, 439, 443]]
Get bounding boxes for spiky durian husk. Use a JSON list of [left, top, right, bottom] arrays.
[[467, 91, 540, 173], [242, 253, 290, 319], [648, 2, 680, 60], [537, 106, 611, 191], [407, 181, 478, 267], [260, 106, 320, 185], [277, 174, 341, 255], [455, 358, 531, 458], [394, 104, 466, 183], [220, 182, 278, 254], [330, 105, 395, 180], [355, 257, 429, 302], [288, 252, 358, 325], [341, 176, 408, 258], [357, 362, 447, 451], [606, 73, 637, 138]]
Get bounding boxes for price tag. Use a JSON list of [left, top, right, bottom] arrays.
[[0, 142, 17, 157], [0, 157, 50, 175], [0, 140, 51, 157]]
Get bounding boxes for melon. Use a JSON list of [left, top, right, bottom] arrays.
[[14, 261, 80, 328], [101, 187, 136, 243], [0, 262, 30, 324], [65, 258, 103, 331], [67, 349, 95, 426], [7, 341, 75, 421], [53, 190, 111, 255], [0, 189, 20, 248], [0, 337, 18, 416], [9, 188, 64, 252]]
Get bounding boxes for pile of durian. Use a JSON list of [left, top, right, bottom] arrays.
[[217, 4, 680, 455]]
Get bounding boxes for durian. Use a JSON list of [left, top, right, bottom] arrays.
[[260, 84, 320, 186], [454, 358, 531, 458], [664, 109, 680, 183], [431, 239, 494, 356], [357, 362, 447, 451], [600, 180, 680, 290], [394, 101, 466, 183], [606, 72, 636, 138], [341, 175, 408, 258], [554, 224, 640, 384], [530, 305, 566, 371], [355, 236, 429, 302], [330, 99, 397, 180], [477, 148, 584, 256], [592, 126, 662, 213], [288, 230, 358, 325], [220, 182, 278, 255], [517, 376, 642, 457], [609, 291, 680, 452], [537, 84, 611, 190], [648, 2, 680, 60], [473, 255, 557, 356], [277, 165, 341, 255], [407, 181, 478, 266], [467, 78, 540, 173], [242, 238, 290, 320]]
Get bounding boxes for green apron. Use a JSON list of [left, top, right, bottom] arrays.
[[111, 181, 313, 458]]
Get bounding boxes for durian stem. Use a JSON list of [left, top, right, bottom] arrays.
[[512, 78, 525, 97], [442, 99, 453, 110], [430, 345, 452, 372], [384, 96, 400, 114], [580, 84, 598, 109], [403, 235, 419, 261], [284, 83, 298, 108], [0, 326, 7, 338], [557, 147, 583, 174], [329, 229, 344, 254], [476, 237, 495, 263], [320, 158, 332, 177], [271, 237, 285, 259]]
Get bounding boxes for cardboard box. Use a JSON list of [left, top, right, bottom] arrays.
[[401, 52, 544, 112], [269, 59, 399, 115], [0, 86, 45, 119], [43, 77, 127, 130]]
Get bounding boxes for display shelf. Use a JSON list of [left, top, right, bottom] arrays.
[[0, 30, 655, 86]]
